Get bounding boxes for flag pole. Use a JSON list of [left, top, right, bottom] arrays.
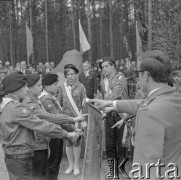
[[29, 0, 34, 65], [26, 22, 30, 66], [9, 2, 13, 66], [45, 0, 49, 63]]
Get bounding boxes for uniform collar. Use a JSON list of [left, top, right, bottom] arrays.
[[66, 79, 79, 89], [25, 92, 39, 103], [38, 90, 50, 99], [147, 88, 161, 97], [106, 70, 117, 80], [144, 86, 176, 105], [4, 94, 20, 102]]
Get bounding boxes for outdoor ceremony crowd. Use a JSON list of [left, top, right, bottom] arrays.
[[0, 50, 181, 180]]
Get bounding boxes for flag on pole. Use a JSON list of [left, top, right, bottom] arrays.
[[79, 19, 90, 53], [136, 20, 143, 55], [26, 23, 33, 64]]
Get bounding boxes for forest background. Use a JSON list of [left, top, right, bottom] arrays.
[[0, 0, 181, 66]]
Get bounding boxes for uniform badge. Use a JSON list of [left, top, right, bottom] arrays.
[[119, 75, 123, 80], [22, 108, 27, 114]]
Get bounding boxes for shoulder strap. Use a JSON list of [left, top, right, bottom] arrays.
[[52, 95, 62, 111], [64, 83, 81, 116]]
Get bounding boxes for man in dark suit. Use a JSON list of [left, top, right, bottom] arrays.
[[20, 61, 32, 75], [79, 60, 97, 99]]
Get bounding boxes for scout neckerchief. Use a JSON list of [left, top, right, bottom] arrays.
[[38, 90, 62, 111], [84, 70, 89, 78], [104, 78, 111, 98], [64, 82, 82, 130]]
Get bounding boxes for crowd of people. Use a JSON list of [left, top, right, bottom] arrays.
[[0, 50, 181, 180], [0, 60, 55, 82]]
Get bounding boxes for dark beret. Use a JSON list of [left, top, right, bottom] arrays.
[[2, 72, 27, 93], [42, 73, 58, 86], [27, 74, 40, 87], [99, 57, 114, 70], [64, 64, 79, 74]]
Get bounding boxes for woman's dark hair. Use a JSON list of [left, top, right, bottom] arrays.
[[99, 56, 114, 70], [64, 68, 77, 77]]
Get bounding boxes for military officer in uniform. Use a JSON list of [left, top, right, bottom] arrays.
[[23, 74, 86, 180], [0, 72, 80, 180], [91, 50, 181, 179], [100, 57, 128, 179], [39, 73, 70, 180]]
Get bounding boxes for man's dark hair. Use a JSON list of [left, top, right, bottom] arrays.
[[139, 50, 171, 83]]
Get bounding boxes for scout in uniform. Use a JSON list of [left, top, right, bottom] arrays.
[[0, 72, 80, 180], [59, 64, 87, 176], [100, 57, 128, 179], [92, 50, 181, 179], [173, 67, 181, 93], [23, 74, 86, 180], [39, 73, 71, 180]]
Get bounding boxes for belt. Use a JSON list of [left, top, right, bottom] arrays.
[[5, 152, 33, 159]]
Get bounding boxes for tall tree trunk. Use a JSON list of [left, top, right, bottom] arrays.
[[71, 0, 77, 50], [9, 2, 13, 66], [99, 1, 103, 58], [45, 0, 49, 62], [29, 0, 34, 64], [86, 0, 92, 62], [120, 0, 123, 59], [148, 0, 152, 50], [109, 0, 114, 59]]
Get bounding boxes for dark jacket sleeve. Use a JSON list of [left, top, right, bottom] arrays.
[[40, 96, 75, 132], [24, 100, 74, 125], [14, 104, 69, 139]]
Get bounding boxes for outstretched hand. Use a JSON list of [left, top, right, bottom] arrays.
[[104, 107, 116, 114], [88, 99, 113, 109], [73, 114, 88, 122], [111, 119, 124, 129]]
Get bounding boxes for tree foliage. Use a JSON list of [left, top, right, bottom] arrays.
[[152, 0, 181, 62], [0, 0, 180, 66]]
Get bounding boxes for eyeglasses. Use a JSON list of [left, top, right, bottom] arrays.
[[135, 70, 144, 73], [135, 70, 151, 77]]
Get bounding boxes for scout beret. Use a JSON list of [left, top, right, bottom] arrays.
[[99, 57, 114, 70], [42, 73, 58, 86], [27, 74, 40, 87], [2, 72, 27, 93], [64, 64, 79, 74]]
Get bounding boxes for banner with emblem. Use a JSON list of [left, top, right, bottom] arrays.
[[81, 104, 105, 180]]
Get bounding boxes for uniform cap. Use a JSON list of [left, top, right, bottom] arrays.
[[99, 57, 114, 70], [42, 73, 58, 86], [2, 72, 27, 93], [64, 64, 79, 74], [27, 74, 40, 87]]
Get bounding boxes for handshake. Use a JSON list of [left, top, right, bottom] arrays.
[[72, 114, 88, 122], [67, 130, 84, 142]]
